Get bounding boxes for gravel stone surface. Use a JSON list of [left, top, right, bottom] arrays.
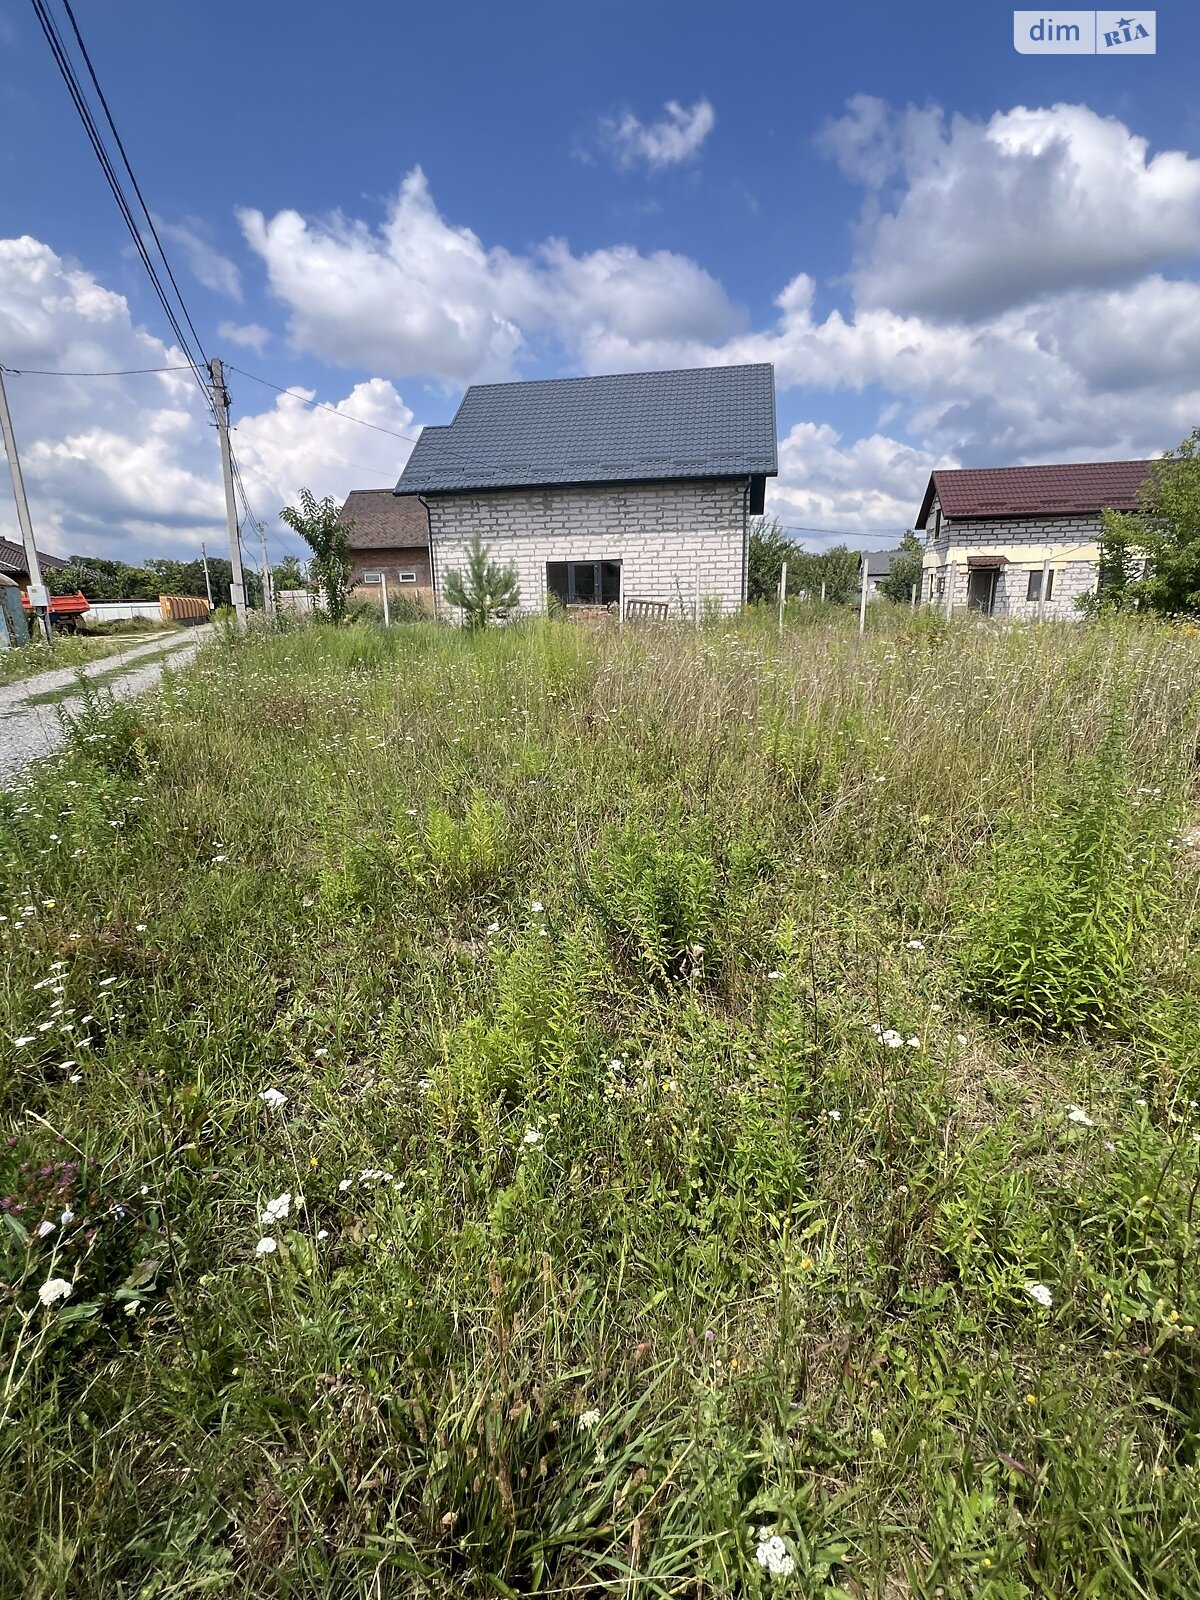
[[0, 628, 209, 788]]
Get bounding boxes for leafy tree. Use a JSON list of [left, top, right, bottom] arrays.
[[44, 551, 263, 608], [878, 531, 924, 605], [280, 489, 353, 625], [1085, 510, 1143, 614], [272, 555, 306, 591], [443, 533, 520, 629], [747, 518, 796, 603], [809, 544, 862, 604], [45, 556, 159, 600], [746, 519, 862, 605], [1122, 431, 1200, 615]]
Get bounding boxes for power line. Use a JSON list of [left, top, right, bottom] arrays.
[[226, 364, 420, 443], [0, 363, 195, 377], [29, 0, 213, 415], [58, 0, 211, 373]]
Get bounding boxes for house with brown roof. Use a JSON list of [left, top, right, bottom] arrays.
[[338, 489, 431, 605], [916, 461, 1153, 618], [0, 536, 71, 594]]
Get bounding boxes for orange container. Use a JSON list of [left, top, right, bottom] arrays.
[[159, 595, 211, 624]]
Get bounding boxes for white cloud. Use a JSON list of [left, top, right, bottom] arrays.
[[218, 320, 271, 355], [822, 99, 1200, 320], [234, 380, 415, 526], [0, 237, 413, 565], [155, 217, 243, 301], [769, 423, 942, 542], [602, 98, 715, 171], [239, 167, 741, 384]]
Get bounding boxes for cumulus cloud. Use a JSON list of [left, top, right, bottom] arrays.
[[602, 98, 715, 171], [238, 167, 742, 383], [218, 319, 271, 355], [0, 237, 414, 564], [821, 98, 1200, 320], [771, 422, 943, 540], [155, 217, 243, 301]]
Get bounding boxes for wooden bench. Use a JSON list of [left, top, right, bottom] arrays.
[[623, 598, 670, 623]]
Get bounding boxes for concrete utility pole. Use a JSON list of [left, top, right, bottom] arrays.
[[778, 560, 787, 635], [0, 366, 51, 643], [256, 522, 275, 620], [380, 571, 390, 627], [208, 357, 247, 628], [200, 541, 214, 610]]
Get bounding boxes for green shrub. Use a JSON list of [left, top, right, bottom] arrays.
[[958, 720, 1174, 1032]]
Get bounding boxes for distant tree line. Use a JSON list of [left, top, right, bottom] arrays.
[[45, 552, 307, 609], [748, 518, 921, 606]]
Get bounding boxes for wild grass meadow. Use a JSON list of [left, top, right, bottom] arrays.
[[3, 609, 1200, 1597]]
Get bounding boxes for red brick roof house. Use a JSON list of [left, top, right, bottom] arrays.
[[915, 460, 1154, 619], [338, 490, 431, 604]]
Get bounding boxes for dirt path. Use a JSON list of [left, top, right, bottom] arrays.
[[0, 627, 209, 787]]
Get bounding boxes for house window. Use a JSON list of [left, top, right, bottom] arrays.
[[1026, 569, 1055, 602], [934, 508, 942, 540], [360, 570, 382, 585], [398, 570, 417, 583], [546, 559, 621, 606], [936, 574, 946, 597]]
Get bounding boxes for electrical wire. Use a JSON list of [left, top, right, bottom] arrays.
[[28, 0, 214, 415], [0, 363, 195, 377], [58, 0, 212, 373], [226, 364, 421, 443]]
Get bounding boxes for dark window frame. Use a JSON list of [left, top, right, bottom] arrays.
[[1026, 568, 1055, 603], [546, 559, 622, 607]]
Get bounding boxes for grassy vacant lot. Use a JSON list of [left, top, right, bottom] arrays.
[[3, 612, 1200, 1598]]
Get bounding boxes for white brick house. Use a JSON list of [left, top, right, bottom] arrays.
[[393, 365, 777, 618], [917, 461, 1154, 619]]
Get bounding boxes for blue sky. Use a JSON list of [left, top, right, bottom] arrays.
[[1, 0, 1198, 564]]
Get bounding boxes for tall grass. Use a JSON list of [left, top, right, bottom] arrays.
[[2, 610, 1200, 1597]]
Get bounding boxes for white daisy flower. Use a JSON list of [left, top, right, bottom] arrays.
[[1024, 1281, 1053, 1308], [259, 1088, 288, 1110]]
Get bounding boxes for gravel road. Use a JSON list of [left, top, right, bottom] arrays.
[[0, 627, 209, 788]]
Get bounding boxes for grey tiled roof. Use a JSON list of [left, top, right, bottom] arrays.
[[861, 549, 897, 578], [395, 364, 777, 495]]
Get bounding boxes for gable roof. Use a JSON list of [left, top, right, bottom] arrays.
[[395, 363, 777, 496], [0, 537, 71, 578], [339, 489, 429, 549], [918, 461, 1154, 526], [860, 549, 897, 578]]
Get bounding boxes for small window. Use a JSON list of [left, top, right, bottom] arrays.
[[934, 508, 942, 539], [1027, 569, 1054, 602], [398, 570, 417, 583], [936, 574, 946, 597], [360, 570, 382, 585]]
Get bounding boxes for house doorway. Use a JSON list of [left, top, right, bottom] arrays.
[[966, 568, 998, 614]]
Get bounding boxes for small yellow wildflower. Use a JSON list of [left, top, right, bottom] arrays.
[[799, 1256, 813, 1272], [1025, 1393, 1038, 1404]]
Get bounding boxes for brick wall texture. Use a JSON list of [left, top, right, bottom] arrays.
[[424, 479, 748, 616], [923, 497, 1103, 619]]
